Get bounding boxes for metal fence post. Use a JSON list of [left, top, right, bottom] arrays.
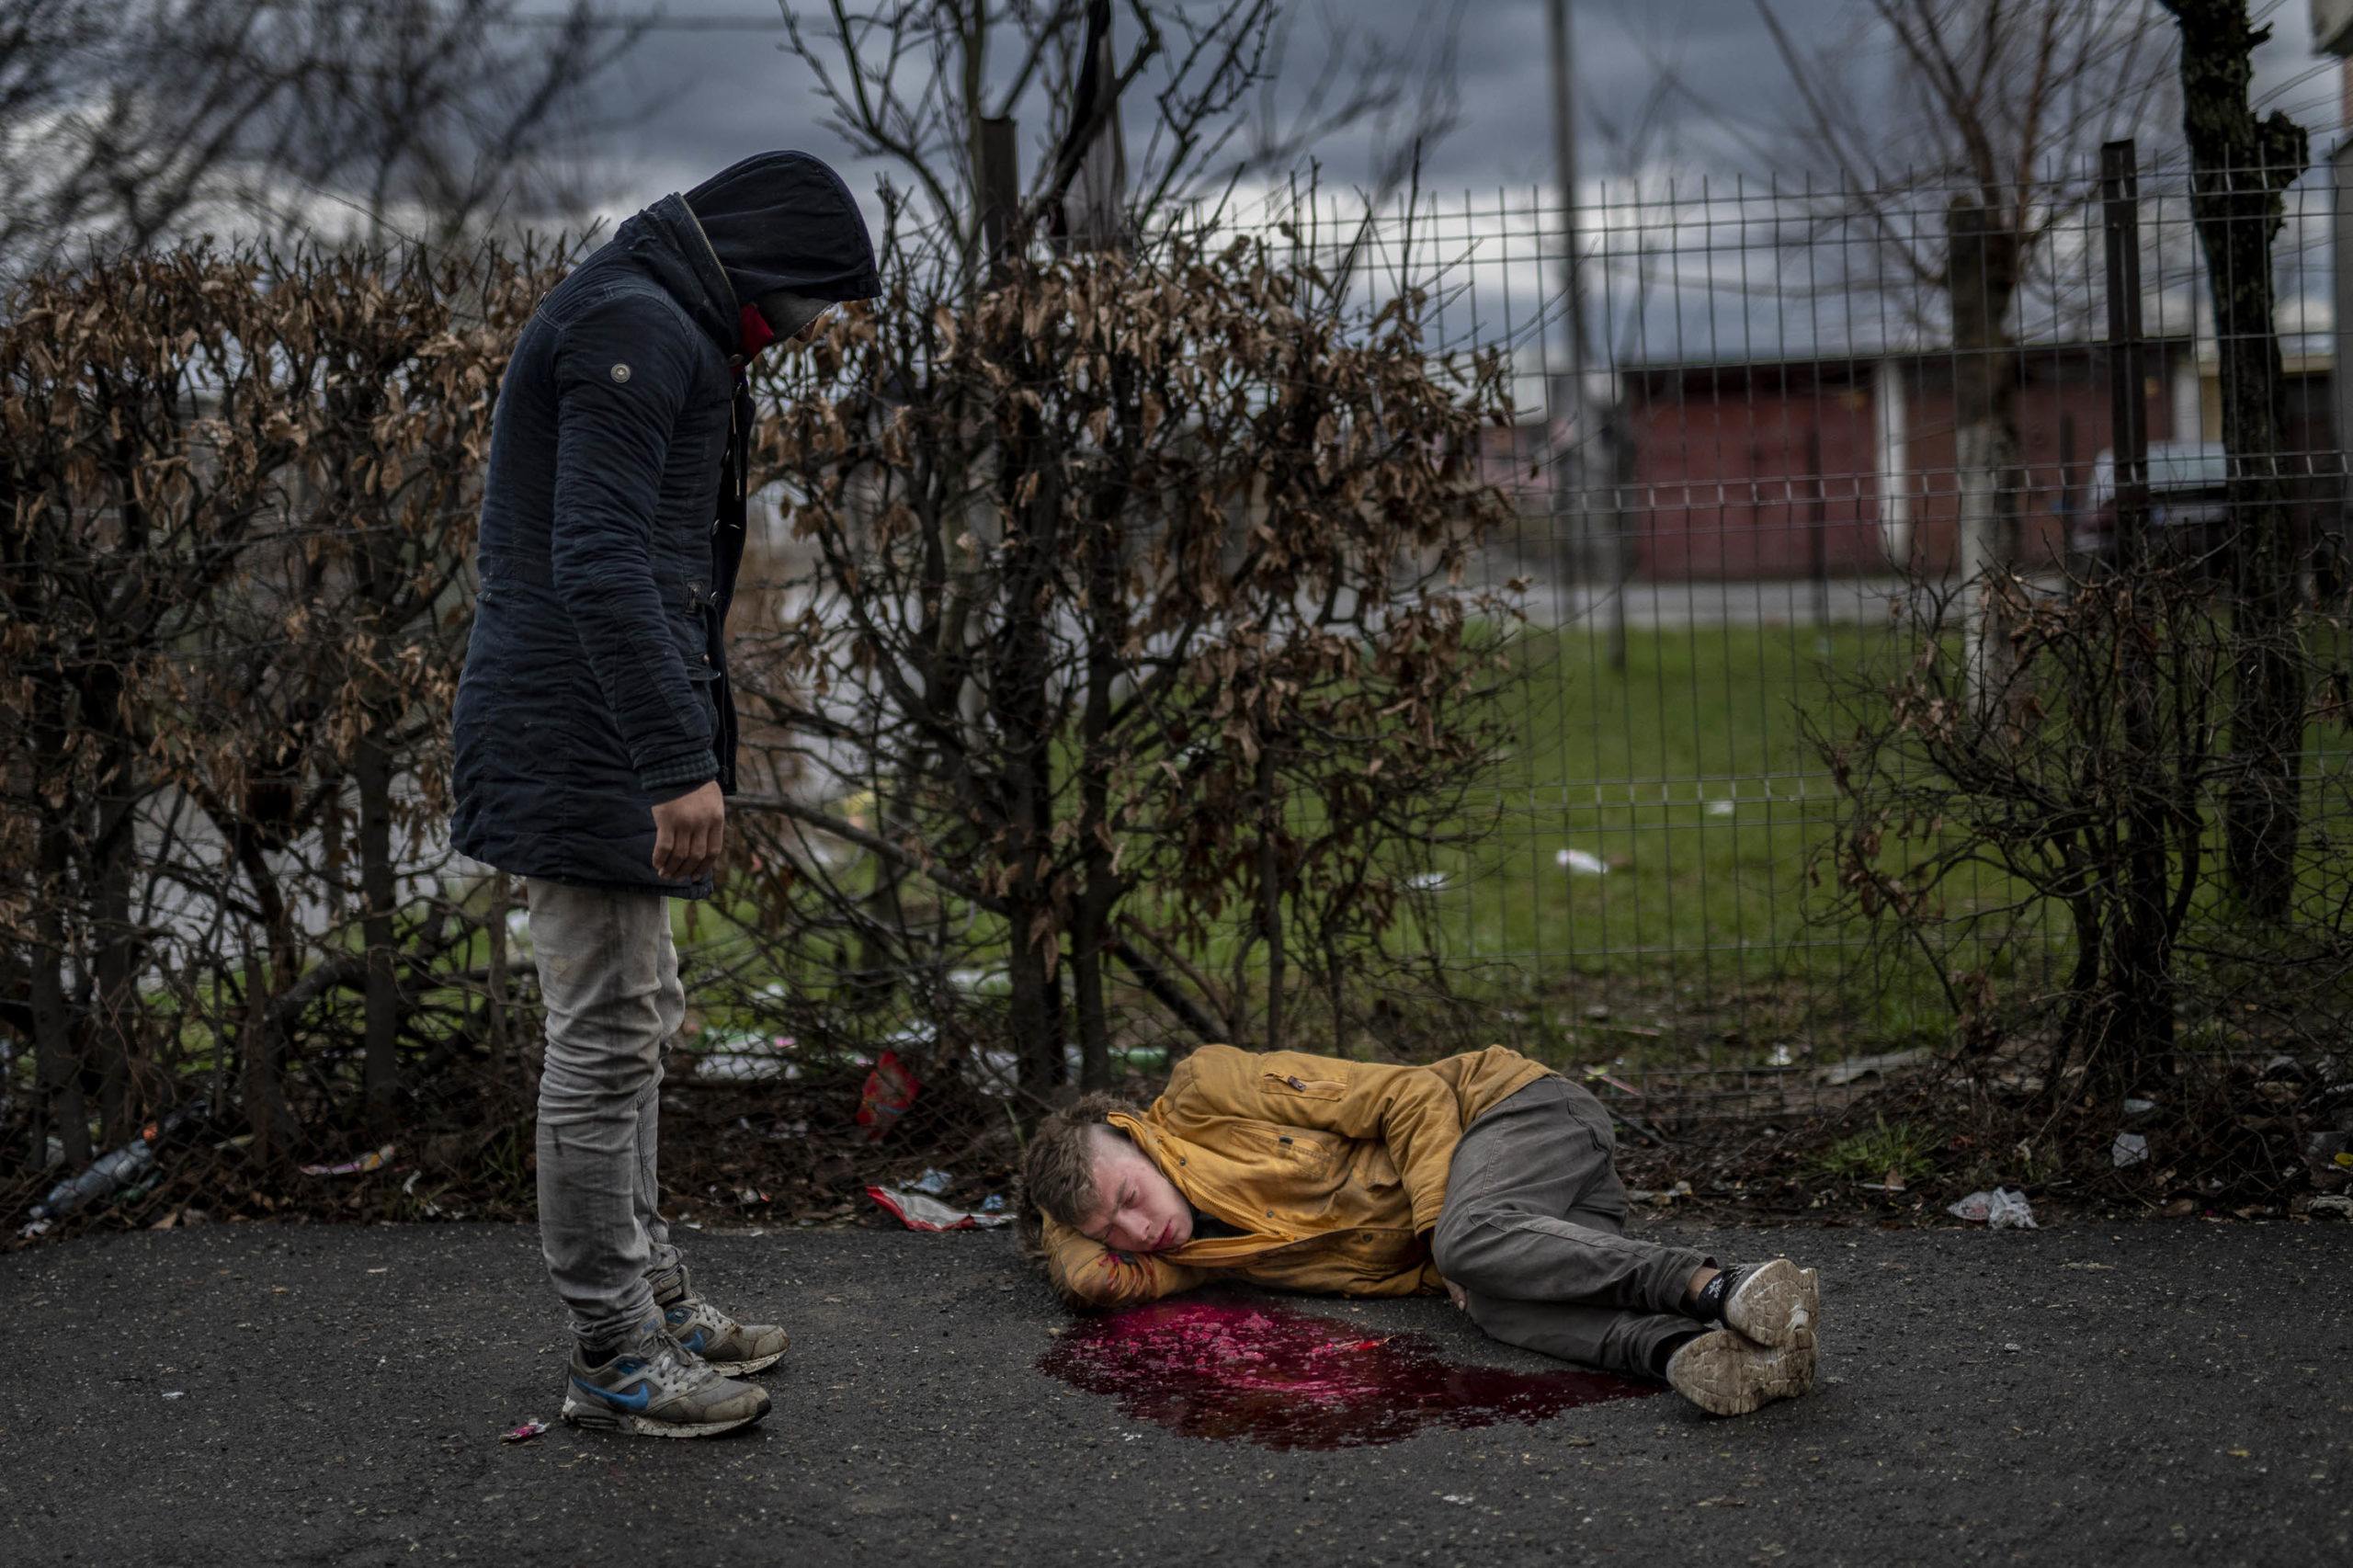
[[2101, 140, 2150, 572]]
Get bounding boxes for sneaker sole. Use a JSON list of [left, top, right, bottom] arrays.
[[561, 1394, 769, 1439], [1723, 1259, 1819, 1349], [702, 1349, 785, 1377], [1667, 1331, 1816, 1417]]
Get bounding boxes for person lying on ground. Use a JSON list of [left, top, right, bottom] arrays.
[[1017, 1043, 1820, 1416], [452, 150, 879, 1438]]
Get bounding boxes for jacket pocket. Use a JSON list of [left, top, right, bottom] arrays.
[[1262, 1071, 1347, 1101]]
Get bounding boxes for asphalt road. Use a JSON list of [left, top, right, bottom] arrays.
[[4, 1216, 2347, 1567]]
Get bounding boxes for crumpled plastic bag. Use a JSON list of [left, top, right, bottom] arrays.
[[856, 1051, 921, 1140], [1947, 1187, 2038, 1229], [866, 1185, 1010, 1231]]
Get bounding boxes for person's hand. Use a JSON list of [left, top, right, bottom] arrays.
[[651, 780, 724, 881]]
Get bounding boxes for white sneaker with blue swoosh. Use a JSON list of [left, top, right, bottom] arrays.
[[650, 1262, 788, 1376], [560, 1320, 771, 1438]]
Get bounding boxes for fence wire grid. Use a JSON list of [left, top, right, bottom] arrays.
[[1221, 142, 2353, 1112], [10, 142, 2353, 1169]]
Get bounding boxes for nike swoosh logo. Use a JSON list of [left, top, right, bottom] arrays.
[[571, 1376, 652, 1413]]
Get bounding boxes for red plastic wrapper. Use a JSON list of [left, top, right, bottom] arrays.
[[855, 1051, 921, 1140], [864, 1185, 1010, 1231]]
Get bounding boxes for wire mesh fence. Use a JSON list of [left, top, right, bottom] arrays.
[[1222, 140, 2351, 1115], [10, 139, 2353, 1187]]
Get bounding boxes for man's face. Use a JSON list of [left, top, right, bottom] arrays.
[[1073, 1129, 1191, 1254]]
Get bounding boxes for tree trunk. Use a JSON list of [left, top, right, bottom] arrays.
[[30, 814, 90, 1169], [1072, 518, 1122, 1090], [1948, 196, 2024, 710], [995, 399, 1065, 1092], [90, 785, 141, 1145], [239, 955, 299, 1161], [485, 871, 512, 1084], [2170, 0, 2310, 921], [355, 730, 401, 1131], [1256, 733, 1285, 1053], [1006, 916, 1065, 1091]]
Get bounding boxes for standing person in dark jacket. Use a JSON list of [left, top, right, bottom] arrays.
[[453, 152, 880, 1438]]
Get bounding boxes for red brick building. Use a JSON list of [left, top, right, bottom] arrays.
[[1618, 342, 2200, 581]]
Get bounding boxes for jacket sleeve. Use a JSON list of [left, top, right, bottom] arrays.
[[1173, 1045, 1464, 1234], [549, 291, 717, 797], [1041, 1216, 1213, 1308]]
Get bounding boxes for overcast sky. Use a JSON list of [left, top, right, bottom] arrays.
[[585, 0, 2341, 220]]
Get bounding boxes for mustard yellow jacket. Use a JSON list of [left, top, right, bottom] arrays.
[[1040, 1043, 1553, 1307]]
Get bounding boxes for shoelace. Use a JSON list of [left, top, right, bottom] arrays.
[[642, 1336, 724, 1393]]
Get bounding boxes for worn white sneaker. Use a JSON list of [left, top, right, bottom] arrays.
[[1716, 1257, 1820, 1348], [1665, 1328, 1817, 1416], [651, 1262, 789, 1376], [560, 1320, 772, 1438]]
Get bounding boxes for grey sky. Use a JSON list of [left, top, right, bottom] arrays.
[[588, 2, 2341, 219]]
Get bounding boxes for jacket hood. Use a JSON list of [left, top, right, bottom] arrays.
[[684, 151, 882, 321], [595, 195, 742, 357]]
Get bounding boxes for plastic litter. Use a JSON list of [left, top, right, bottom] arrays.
[[28, 1137, 150, 1219], [2111, 1131, 2151, 1167], [2122, 1097, 2156, 1116], [501, 1420, 549, 1445], [162, 1391, 185, 1401], [1581, 1067, 1644, 1097], [856, 1051, 921, 1140], [865, 1185, 1010, 1231], [1817, 1047, 1930, 1086], [1555, 848, 1608, 876], [906, 1168, 956, 1196], [26, 1105, 204, 1224], [299, 1143, 394, 1177], [2310, 1195, 2353, 1219], [1947, 1187, 2038, 1229], [697, 1031, 801, 1082]]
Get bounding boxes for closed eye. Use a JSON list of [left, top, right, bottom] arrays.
[[1080, 1185, 1134, 1245]]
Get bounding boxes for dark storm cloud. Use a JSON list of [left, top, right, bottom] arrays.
[[585, 0, 2336, 219]]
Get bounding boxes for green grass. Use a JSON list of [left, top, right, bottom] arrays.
[[682, 613, 2353, 1073], [1390, 619, 1926, 1056], [1404, 615, 2353, 1068], [1810, 1115, 1939, 1185]]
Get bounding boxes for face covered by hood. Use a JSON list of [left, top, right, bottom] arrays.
[[684, 151, 881, 354]]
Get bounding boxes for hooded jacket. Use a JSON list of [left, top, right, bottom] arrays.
[[1040, 1044, 1554, 1308], [453, 153, 878, 893]]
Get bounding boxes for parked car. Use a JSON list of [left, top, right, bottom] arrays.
[[2074, 441, 2234, 580]]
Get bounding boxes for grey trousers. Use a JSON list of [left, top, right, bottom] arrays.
[[1431, 1074, 1712, 1379], [527, 878, 685, 1346]]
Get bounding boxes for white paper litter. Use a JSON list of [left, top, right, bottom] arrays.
[[1946, 1187, 2038, 1229]]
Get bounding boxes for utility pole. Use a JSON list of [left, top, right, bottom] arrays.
[[1548, 0, 1625, 667]]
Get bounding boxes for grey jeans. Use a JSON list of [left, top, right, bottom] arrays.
[[1430, 1074, 1712, 1379], [527, 878, 685, 1346]]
